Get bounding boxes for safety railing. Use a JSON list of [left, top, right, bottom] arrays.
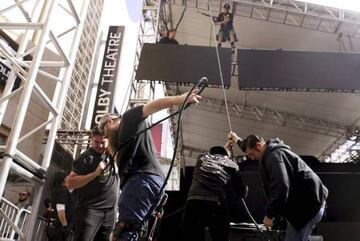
[[0, 198, 48, 241]]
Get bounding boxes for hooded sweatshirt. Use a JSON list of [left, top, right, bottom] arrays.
[[260, 138, 328, 230]]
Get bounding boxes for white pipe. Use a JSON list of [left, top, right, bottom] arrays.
[[0, 0, 58, 199], [33, 83, 59, 115], [14, 149, 42, 171], [18, 118, 53, 143], [0, 22, 43, 29]]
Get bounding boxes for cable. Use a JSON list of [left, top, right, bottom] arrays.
[[113, 77, 207, 241], [242, 198, 271, 241], [208, 0, 232, 132]]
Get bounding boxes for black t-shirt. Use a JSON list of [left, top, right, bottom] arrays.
[[188, 153, 239, 201], [72, 148, 119, 209], [116, 105, 165, 187], [52, 185, 73, 225]]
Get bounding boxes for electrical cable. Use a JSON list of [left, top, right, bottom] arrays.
[[241, 198, 271, 241], [111, 77, 207, 241], [112, 77, 207, 160]]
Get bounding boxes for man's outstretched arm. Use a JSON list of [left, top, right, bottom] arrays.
[[142, 91, 201, 118]]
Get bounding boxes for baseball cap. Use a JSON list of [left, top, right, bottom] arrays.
[[209, 146, 230, 156]]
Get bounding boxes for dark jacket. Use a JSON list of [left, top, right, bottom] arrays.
[[158, 36, 179, 45], [189, 153, 239, 200], [260, 138, 328, 230]]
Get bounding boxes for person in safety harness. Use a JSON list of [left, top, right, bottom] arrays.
[[214, 3, 238, 53]]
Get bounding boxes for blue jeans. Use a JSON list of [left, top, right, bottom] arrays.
[[285, 202, 326, 241], [117, 173, 164, 241]]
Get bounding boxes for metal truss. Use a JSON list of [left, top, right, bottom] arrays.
[[43, 129, 91, 146], [168, 0, 360, 38], [190, 96, 350, 137], [0, 0, 90, 240], [166, 85, 186, 169], [128, 0, 162, 110], [182, 145, 206, 159], [319, 126, 360, 162], [187, 95, 360, 161], [319, 132, 347, 161]]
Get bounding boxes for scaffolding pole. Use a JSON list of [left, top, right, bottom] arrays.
[[0, 0, 90, 240]]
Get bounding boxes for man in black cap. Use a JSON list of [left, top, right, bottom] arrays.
[[214, 3, 237, 52], [228, 132, 328, 241], [181, 141, 247, 241]]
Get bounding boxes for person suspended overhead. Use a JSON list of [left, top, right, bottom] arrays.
[[214, 3, 238, 52]]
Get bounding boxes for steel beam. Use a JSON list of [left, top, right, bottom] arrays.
[[167, 0, 360, 37], [185, 96, 349, 138]]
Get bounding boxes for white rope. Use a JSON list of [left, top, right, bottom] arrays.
[[208, 0, 233, 132]]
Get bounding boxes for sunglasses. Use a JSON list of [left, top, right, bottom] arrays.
[[19, 193, 28, 196]]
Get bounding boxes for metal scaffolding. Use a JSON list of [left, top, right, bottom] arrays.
[[188, 95, 349, 137], [170, 93, 358, 161], [168, 0, 360, 37], [0, 0, 89, 240], [128, 0, 162, 110], [43, 0, 166, 156]]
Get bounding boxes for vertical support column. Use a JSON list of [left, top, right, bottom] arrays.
[[26, 1, 90, 240], [128, 0, 162, 108], [0, 1, 91, 240], [0, 0, 58, 199]]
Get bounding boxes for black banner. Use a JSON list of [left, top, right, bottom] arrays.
[[136, 43, 232, 87], [237, 49, 360, 91], [91, 26, 124, 128]]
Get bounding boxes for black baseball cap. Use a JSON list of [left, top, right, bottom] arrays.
[[209, 146, 230, 156], [224, 3, 231, 9]]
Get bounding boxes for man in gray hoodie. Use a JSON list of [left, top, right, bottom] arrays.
[[228, 132, 328, 241]]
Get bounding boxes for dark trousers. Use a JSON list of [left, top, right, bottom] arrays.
[[181, 199, 229, 241], [73, 208, 115, 241]]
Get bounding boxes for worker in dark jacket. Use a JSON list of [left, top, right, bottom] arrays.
[[228, 132, 328, 241], [181, 142, 247, 241]]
